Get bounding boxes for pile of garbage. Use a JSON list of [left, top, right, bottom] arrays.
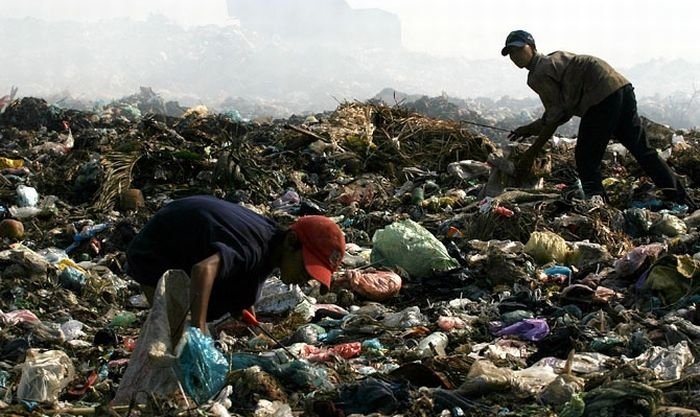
[[1, 94, 700, 417]]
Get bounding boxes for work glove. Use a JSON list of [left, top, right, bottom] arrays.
[[508, 125, 537, 142]]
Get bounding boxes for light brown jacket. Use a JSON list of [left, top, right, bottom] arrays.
[[527, 51, 630, 128]]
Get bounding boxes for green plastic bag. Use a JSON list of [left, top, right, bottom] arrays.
[[371, 219, 459, 278]]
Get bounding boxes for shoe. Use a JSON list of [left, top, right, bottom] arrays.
[[672, 187, 698, 212]]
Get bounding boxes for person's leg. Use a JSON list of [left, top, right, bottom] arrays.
[[613, 85, 680, 198], [576, 89, 623, 198]]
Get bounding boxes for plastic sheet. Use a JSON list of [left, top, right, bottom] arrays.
[[231, 353, 334, 390], [494, 318, 550, 341], [626, 341, 695, 381], [0, 309, 41, 326]]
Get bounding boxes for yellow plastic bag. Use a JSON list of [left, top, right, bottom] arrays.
[[524, 231, 570, 264]]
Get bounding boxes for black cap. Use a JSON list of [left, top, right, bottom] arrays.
[[501, 30, 535, 56]]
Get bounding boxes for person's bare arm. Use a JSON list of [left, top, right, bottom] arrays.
[[190, 253, 221, 333]]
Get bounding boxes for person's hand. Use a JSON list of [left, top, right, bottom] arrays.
[[508, 125, 536, 142], [201, 323, 212, 337]]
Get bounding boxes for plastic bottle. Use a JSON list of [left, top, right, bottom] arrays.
[[415, 331, 448, 357]]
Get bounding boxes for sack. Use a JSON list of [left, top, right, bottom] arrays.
[[112, 270, 191, 405], [371, 219, 458, 278]]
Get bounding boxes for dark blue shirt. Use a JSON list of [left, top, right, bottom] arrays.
[[126, 196, 282, 320]]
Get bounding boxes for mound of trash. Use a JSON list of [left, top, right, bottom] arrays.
[[1, 93, 700, 417]]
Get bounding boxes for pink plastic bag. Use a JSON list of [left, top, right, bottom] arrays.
[[345, 269, 402, 301], [0, 309, 40, 326], [436, 316, 467, 331], [301, 342, 362, 362]]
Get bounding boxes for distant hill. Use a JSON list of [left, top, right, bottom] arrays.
[[1, 7, 698, 127]]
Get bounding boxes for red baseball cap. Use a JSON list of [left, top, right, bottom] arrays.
[[289, 216, 345, 288]]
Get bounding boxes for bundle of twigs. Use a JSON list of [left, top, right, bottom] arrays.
[[93, 151, 141, 212]]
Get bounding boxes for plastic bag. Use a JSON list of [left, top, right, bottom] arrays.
[[17, 349, 75, 402], [231, 352, 333, 390], [58, 266, 87, 293], [345, 269, 402, 301], [568, 242, 611, 270], [177, 327, 229, 404], [524, 231, 570, 264], [643, 255, 700, 305], [447, 160, 491, 180], [60, 320, 86, 341], [650, 214, 687, 237], [381, 306, 427, 329], [257, 278, 305, 315], [16, 185, 39, 207], [614, 243, 666, 277], [415, 332, 448, 357], [371, 219, 459, 278], [494, 318, 550, 341], [458, 360, 512, 395]]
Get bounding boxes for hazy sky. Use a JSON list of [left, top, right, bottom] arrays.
[[347, 0, 698, 67], [3, 0, 231, 26], [3, 0, 699, 111], [5, 0, 697, 67]]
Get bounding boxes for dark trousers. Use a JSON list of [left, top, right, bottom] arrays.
[[576, 84, 679, 199]]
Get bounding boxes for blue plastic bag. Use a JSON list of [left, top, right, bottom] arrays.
[[177, 327, 229, 404]]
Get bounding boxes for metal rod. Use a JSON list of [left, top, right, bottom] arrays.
[[253, 323, 299, 360], [460, 120, 512, 132], [242, 309, 299, 360]]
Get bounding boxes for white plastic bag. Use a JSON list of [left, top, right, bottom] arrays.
[[17, 349, 75, 402], [16, 185, 39, 207]]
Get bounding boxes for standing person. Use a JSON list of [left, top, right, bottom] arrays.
[[125, 195, 346, 333], [501, 30, 694, 209]]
